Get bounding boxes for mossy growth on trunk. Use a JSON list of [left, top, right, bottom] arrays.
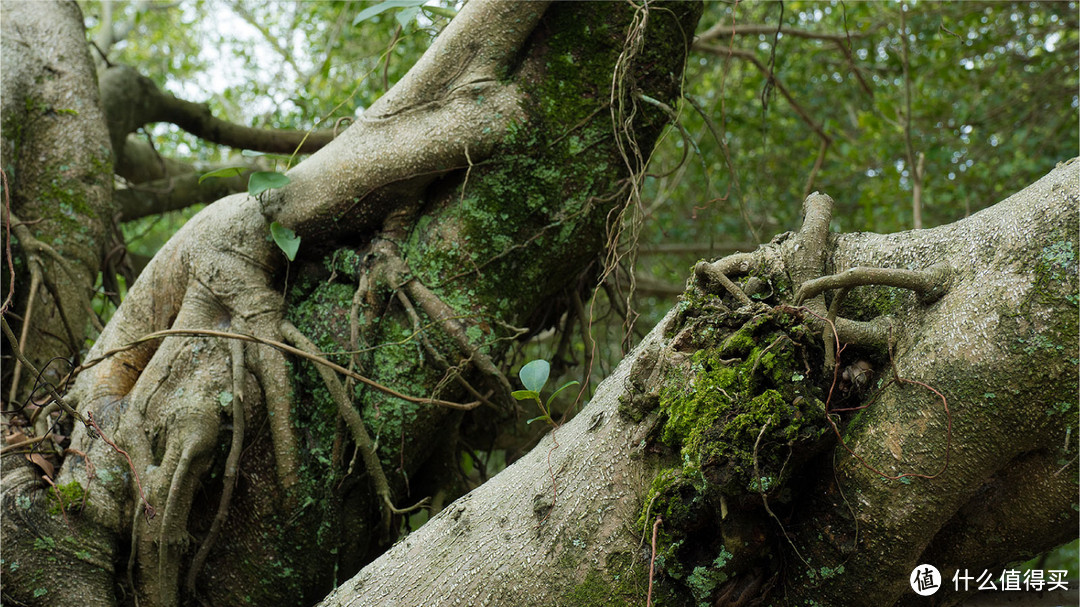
[[622, 273, 867, 606]]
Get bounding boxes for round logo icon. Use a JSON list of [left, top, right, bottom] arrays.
[[910, 564, 942, 596]]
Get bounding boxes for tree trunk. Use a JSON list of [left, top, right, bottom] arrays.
[[1, 2, 703, 606], [320, 158, 1078, 607], [1, 0, 116, 402]]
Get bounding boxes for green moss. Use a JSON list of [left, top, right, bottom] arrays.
[[656, 312, 827, 493], [566, 570, 632, 607], [637, 307, 836, 604], [47, 481, 85, 516], [32, 537, 55, 550], [686, 562, 729, 606], [563, 552, 679, 607]]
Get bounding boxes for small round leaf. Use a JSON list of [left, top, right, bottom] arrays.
[[270, 221, 301, 261], [518, 359, 550, 394], [248, 171, 291, 197]]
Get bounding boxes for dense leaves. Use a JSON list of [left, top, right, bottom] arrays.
[[639, 1, 1078, 320]]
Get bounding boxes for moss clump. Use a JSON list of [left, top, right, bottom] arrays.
[[47, 482, 85, 516], [638, 305, 835, 606], [656, 311, 828, 496]]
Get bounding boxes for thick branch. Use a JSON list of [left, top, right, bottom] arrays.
[[264, 0, 549, 237], [115, 169, 253, 221], [99, 65, 335, 164]]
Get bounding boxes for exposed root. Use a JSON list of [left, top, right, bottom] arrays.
[[692, 189, 957, 486], [158, 440, 213, 607], [185, 339, 247, 598], [403, 277, 513, 409], [248, 336, 301, 492], [795, 264, 951, 306], [6, 259, 41, 404], [695, 256, 753, 307], [396, 291, 495, 410], [696, 192, 953, 356], [376, 241, 513, 410], [6, 212, 88, 366]]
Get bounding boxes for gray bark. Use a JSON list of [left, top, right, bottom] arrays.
[[319, 158, 1078, 607], [1, 2, 702, 606], [1, 0, 115, 401]]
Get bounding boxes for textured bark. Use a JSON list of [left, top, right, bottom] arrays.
[[0, 0, 115, 401], [1, 2, 702, 606], [319, 159, 1078, 607]]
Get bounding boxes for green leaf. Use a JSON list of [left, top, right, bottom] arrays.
[[248, 171, 291, 197], [420, 5, 457, 19], [547, 380, 580, 404], [352, 0, 427, 26], [512, 389, 540, 401], [270, 221, 301, 261], [396, 6, 420, 28], [198, 166, 246, 184], [526, 415, 552, 425], [460, 451, 474, 476], [518, 360, 550, 394]]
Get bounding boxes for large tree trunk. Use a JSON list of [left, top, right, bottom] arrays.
[[320, 158, 1078, 607], [1, 0, 116, 402], [1, 2, 702, 606]]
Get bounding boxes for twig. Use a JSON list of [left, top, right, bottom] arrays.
[[646, 515, 662, 607], [74, 327, 480, 411], [2, 317, 87, 426], [0, 434, 52, 455]]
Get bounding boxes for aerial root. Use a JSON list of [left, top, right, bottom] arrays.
[[280, 320, 426, 535], [695, 256, 754, 307], [694, 190, 953, 358], [375, 243, 514, 411], [5, 212, 93, 391], [396, 291, 496, 409], [795, 264, 952, 306], [402, 276, 514, 409]]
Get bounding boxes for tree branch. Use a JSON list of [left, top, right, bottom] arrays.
[[693, 43, 832, 146], [99, 66, 336, 164], [696, 23, 869, 45], [115, 168, 254, 221]]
